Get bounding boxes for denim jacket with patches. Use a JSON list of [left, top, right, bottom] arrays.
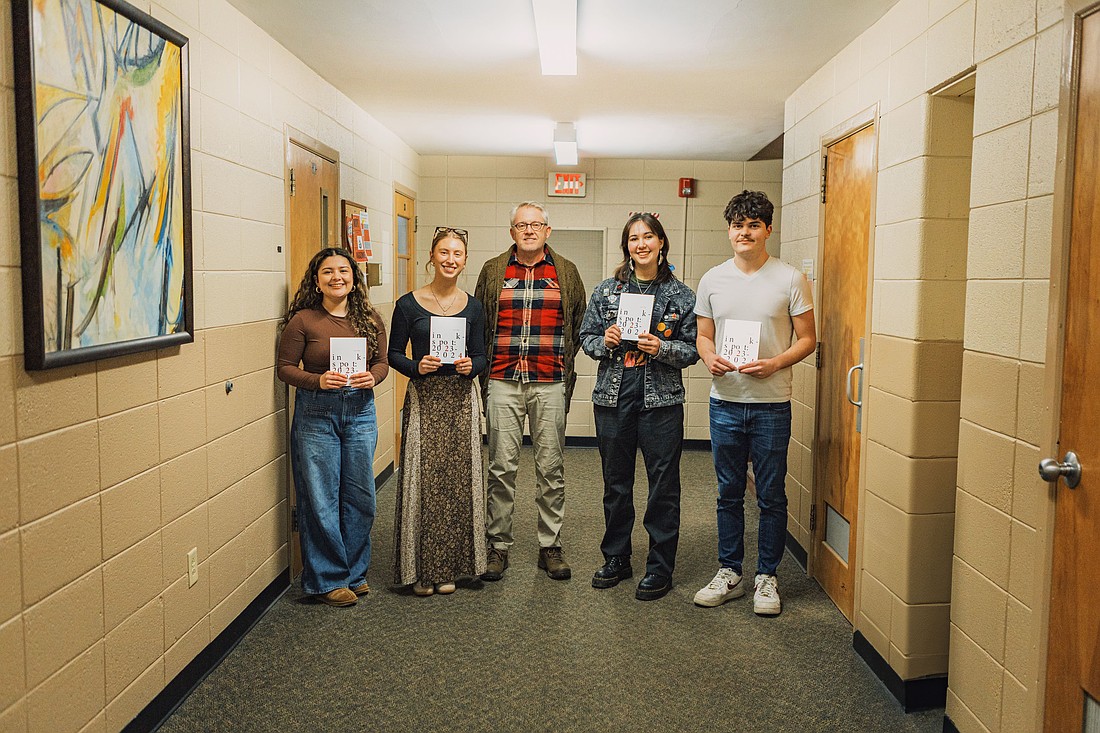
[[580, 276, 699, 409]]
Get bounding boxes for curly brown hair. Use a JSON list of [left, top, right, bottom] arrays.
[[283, 247, 381, 355], [723, 189, 774, 226]]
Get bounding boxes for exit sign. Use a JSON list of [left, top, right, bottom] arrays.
[[548, 172, 586, 197]]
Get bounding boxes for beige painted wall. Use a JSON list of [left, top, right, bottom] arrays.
[[416, 155, 785, 441], [782, 0, 1061, 730], [0, 0, 416, 729]]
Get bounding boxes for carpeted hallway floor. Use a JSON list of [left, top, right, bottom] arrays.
[[158, 446, 944, 733]]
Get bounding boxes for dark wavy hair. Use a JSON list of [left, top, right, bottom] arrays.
[[723, 189, 774, 227], [613, 212, 674, 285], [284, 247, 380, 355]]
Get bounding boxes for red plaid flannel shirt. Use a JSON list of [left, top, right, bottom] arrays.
[[489, 248, 566, 383]]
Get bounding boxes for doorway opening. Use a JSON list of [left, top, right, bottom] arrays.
[[282, 129, 340, 581]]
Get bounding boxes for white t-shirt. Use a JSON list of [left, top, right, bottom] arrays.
[[695, 256, 814, 403]]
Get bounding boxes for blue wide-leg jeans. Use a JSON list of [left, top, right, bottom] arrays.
[[709, 398, 791, 576], [290, 387, 378, 595]]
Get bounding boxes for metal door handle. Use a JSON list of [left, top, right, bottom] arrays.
[[845, 363, 864, 407], [1038, 451, 1081, 489]]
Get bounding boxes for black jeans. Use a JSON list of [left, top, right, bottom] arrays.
[[593, 367, 683, 578]]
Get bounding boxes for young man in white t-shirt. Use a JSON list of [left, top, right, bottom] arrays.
[[692, 190, 816, 615]]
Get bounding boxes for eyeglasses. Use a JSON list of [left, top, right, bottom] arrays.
[[434, 226, 468, 241], [512, 221, 547, 232]]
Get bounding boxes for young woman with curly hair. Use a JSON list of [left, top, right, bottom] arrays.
[[277, 247, 389, 607]]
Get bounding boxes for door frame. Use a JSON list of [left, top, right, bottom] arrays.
[[808, 105, 880, 624], [1036, 1, 1100, 729], [392, 184, 417, 464], [281, 125, 341, 580]]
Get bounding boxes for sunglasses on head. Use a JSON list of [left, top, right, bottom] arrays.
[[434, 226, 468, 241]]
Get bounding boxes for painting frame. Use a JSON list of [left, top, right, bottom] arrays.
[[11, 0, 194, 370]]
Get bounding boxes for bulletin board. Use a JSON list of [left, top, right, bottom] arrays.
[[342, 199, 373, 262]]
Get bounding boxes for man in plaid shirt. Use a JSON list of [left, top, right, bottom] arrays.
[[475, 202, 586, 581]]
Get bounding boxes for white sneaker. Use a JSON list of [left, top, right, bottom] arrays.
[[693, 568, 745, 607], [753, 574, 781, 615]]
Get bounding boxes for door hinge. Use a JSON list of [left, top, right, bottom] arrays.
[[289, 168, 296, 197], [810, 504, 817, 532], [815, 342, 822, 369], [820, 154, 828, 204], [414, 215, 419, 233], [291, 506, 299, 532]]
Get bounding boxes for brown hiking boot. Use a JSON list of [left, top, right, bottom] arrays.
[[482, 548, 509, 581], [538, 547, 572, 580]]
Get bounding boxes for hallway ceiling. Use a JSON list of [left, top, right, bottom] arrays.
[[225, 0, 898, 161]]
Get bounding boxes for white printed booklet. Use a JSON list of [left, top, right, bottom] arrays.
[[719, 319, 761, 368], [430, 317, 466, 364]]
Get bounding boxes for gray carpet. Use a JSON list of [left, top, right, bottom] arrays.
[[159, 446, 944, 733]]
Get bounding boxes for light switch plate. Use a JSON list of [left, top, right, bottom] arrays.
[[187, 548, 198, 587]]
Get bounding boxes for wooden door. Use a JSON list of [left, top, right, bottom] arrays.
[[393, 191, 416, 458], [812, 123, 875, 622], [1044, 9, 1100, 730], [288, 141, 339, 278], [285, 138, 339, 580]]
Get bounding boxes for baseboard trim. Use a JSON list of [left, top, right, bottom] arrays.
[[942, 716, 960, 733], [785, 530, 808, 570], [376, 460, 394, 487], [123, 569, 290, 732], [852, 630, 948, 712]]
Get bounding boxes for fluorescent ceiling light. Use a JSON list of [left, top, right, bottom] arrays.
[[554, 122, 578, 165], [533, 0, 577, 75]]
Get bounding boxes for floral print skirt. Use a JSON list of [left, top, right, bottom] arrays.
[[393, 375, 487, 585]]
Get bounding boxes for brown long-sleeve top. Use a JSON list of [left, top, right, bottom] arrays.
[[277, 306, 389, 390]]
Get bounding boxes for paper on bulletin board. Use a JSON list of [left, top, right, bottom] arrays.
[[616, 293, 654, 341], [430, 317, 466, 364], [347, 211, 372, 262], [719, 319, 760, 368], [330, 337, 367, 377]]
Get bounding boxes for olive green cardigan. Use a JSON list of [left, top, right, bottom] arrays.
[[473, 245, 586, 412]]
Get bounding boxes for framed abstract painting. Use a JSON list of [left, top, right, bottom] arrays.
[[11, 0, 193, 370]]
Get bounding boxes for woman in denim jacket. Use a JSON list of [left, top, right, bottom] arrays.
[[580, 212, 699, 601]]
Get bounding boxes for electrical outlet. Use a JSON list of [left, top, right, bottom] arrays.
[[187, 548, 198, 587]]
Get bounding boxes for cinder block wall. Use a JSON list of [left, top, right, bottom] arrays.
[[782, 0, 1061, 730], [417, 156, 783, 441], [0, 0, 416, 729], [860, 91, 972, 681]]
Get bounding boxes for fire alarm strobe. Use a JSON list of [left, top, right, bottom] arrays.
[[678, 177, 695, 198]]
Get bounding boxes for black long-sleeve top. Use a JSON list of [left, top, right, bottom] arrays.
[[387, 292, 488, 380]]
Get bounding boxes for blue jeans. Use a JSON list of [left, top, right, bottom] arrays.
[[291, 387, 378, 595], [709, 398, 791, 576]]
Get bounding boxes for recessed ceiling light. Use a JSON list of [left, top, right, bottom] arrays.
[[553, 122, 578, 165], [533, 0, 577, 76]]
